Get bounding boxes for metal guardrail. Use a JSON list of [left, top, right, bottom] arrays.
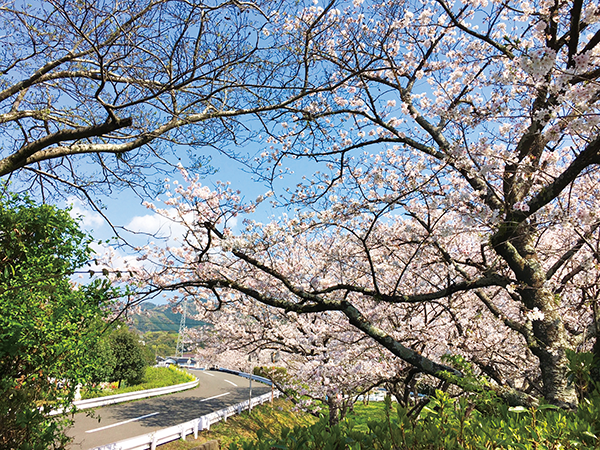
[[92, 390, 281, 450], [73, 378, 199, 411], [51, 369, 198, 416], [209, 367, 273, 386]]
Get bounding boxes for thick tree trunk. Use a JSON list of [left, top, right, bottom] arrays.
[[327, 397, 341, 427], [530, 297, 577, 407], [492, 224, 577, 407]]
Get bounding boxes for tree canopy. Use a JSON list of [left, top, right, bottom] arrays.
[[106, 327, 148, 387], [0, 193, 116, 449], [0, 0, 308, 206], [2, 0, 599, 419], [128, 0, 600, 410]]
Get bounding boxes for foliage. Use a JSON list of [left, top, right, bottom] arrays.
[[81, 366, 193, 399], [254, 366, 289, 383], [106, 327, 148, 387], [130, 0, 600, 409], [235, 393, 600, 450], [136, 366, 194, 389], [237, 354, 600, 449], [253, 366, 326, 417], [89, 337, 117, 385], [566, 349, 599, 402], [132, 304, 208, 334], [142, 331, 179, 358], [158, 398, 317, 450], [0, 193, 115, 449]]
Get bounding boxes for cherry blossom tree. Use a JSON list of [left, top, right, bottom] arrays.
[[127, 0, 600, 409], [0, 0, 316, 207], [192, 302, 401, 424]]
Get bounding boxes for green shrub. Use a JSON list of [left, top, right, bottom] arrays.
[[233, 393, 600, 449], [235, 353, 600, 449]]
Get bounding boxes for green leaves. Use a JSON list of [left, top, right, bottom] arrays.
[[0, 192, 116, 449], [105, 327, 148, 387], [233, 388, 600, 449]]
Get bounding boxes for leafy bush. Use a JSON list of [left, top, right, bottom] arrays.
[[0, 193, 116, 449], [235, 353, 600, 450], [234, 393, 600, 450], [107, 326, 148, 387]]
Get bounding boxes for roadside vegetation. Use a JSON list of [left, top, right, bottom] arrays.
[[0, 194, 118, 449], [142, 331, 179, 359], [235, 396, 600, 450], [159, 398, 317, 449], [153, 376, 600, 450], [81, 366, 194, 399], [232, 353, 600, 450]]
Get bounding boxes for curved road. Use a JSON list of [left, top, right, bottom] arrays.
[[67, 370, 271, 449]]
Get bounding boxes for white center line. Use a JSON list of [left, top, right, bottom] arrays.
[[201, 371, 215, 377], [85, 412, 160, 433], [200, 392, 230, 402], [224, 379, 238, 387]]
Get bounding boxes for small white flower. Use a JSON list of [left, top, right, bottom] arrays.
[[526, 307, 545, 322]]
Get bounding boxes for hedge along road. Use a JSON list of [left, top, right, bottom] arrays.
[[67, 370, 271, 449]]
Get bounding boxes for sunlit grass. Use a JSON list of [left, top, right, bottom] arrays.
[[81, 366, 194, 399], [159, 398, 318, 449]]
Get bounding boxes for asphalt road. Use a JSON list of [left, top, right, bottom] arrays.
[[67, 370, 271, 449]]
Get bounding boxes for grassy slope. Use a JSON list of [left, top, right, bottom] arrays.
[[81, 366, 194, 399], [159, 398, 318, 449]]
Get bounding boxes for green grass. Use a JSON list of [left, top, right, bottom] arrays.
[[158, 398, 318, 449], [81, 366, 194, 399], [231, 393, 600, 450], [348, 401, 387, 433]]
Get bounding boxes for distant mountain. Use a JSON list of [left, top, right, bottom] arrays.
[[130, 302, 209, 333]]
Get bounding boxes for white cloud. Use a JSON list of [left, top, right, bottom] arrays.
[[88, 241, 144, 271], [67, 197, 105, 229], [225, 216, 238, 230], [126, 210, 187, 239]]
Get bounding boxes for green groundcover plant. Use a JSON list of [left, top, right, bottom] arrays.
[[237, 354, 600, 450], [81, 366, 195, 399], [236, 391, 600, 450]]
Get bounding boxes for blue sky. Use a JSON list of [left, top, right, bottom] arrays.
[[65, 144, 305, 300]]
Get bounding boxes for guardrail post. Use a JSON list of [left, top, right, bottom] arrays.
[[193, 419, 199, 439], [150, 432, 158, 450], [201, 415, 210, 431]]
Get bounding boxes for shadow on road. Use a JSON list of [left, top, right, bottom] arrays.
[[105, 385, 269, 429]]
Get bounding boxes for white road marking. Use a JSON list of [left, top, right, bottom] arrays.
[[200, 392, 230, 402], [224, 379, 238, 387], [201, 371, 215, 377], [85, 412, 160, 433]]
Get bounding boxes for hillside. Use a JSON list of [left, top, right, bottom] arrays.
[[131, 302, 209, 333]]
